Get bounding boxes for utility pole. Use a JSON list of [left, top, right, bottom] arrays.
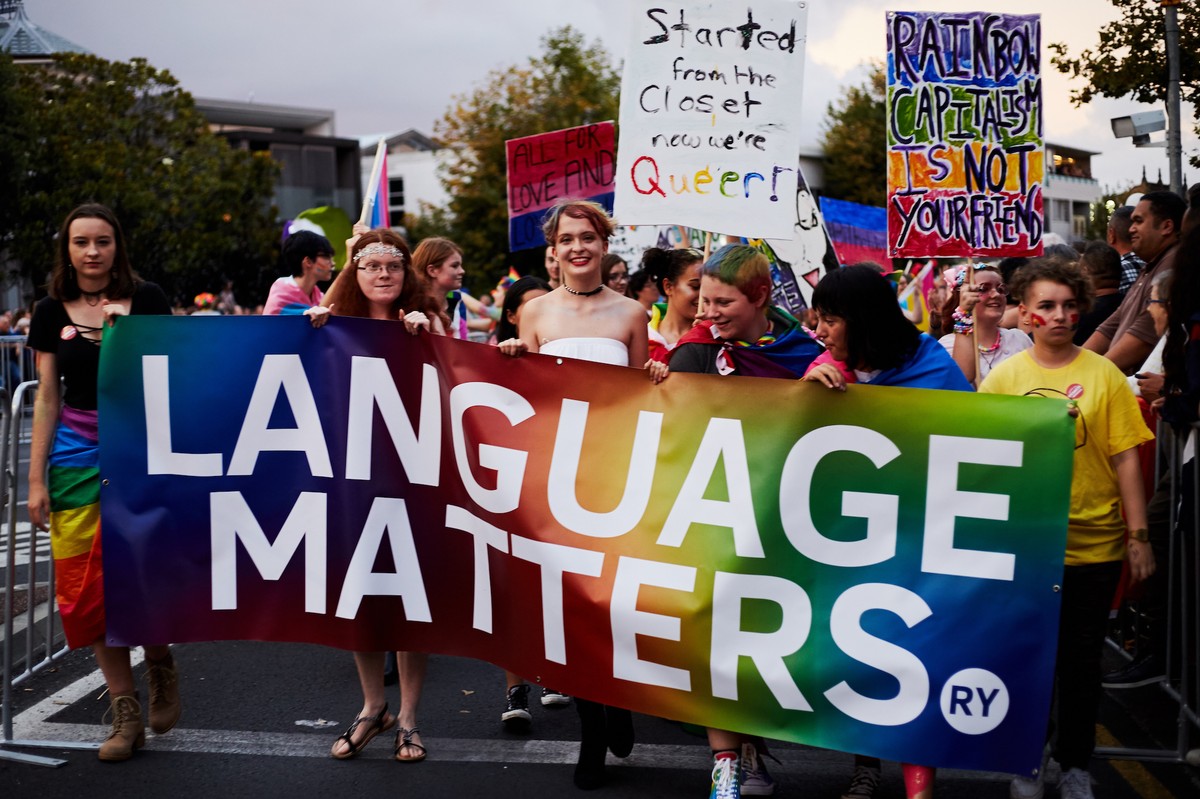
[[1163, 0, 1183, 196]]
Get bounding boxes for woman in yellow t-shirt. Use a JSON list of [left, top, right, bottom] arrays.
[[980, 256, 1154, 799]]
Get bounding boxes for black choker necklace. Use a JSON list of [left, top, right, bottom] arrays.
[[80, 284, 111, 306], [563, 284, 604, 297]]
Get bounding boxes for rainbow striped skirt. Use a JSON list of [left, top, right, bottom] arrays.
[[48, 405, 106, 649]]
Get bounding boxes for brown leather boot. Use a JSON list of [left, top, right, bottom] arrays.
[[145, 652, 181, 734], [98, 693, 145, 762]]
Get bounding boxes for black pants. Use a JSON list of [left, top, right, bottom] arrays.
[[1053, 561, 1122, 771]]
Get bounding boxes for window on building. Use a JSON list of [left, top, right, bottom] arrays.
[[389, 177, 406, 214]]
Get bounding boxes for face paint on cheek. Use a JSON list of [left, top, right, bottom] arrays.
[[1030, 313, 1048, 328], [1068, 313, 1079, 330]]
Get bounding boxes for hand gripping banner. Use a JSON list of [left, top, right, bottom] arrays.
[[99, 316, 1073, 774]]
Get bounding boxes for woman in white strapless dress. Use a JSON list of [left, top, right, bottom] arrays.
[[499, 199, 664, 789]]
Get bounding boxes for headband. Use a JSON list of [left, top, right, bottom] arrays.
[[354, 243, 406, 263]]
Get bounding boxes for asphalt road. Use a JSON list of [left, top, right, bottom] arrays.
[[2, 640, 1198, 799]]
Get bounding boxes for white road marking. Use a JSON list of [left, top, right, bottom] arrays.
[[6, 658, 1012, 781]]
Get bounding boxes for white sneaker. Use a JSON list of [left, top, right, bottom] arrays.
[[1010, 773, 1044, 799], [1058, 769, 1095, 799], [841, 765, 882, 799], [740, 742, 776, 796], [540, 687, 570, 707], [1010, 745, 1049, 799]]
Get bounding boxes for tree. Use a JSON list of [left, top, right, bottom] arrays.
[[430, 27, 621, 291], [1, 52, 279, 306], [820, 64, 888, 208], [1050, 0, 1200, 167]]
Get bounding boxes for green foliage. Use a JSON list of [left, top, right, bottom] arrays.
[[1050, 1, 1200, 168], [820, 64, 887, 208], [0, 52, 279, 306], [431, 26, 620, 292]]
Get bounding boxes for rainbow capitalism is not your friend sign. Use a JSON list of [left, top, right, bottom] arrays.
[[99, 316, 1073, 774]]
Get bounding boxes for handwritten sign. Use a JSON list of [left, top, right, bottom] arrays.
[[886, 12, 1044, 258], [614, 1, 809, 239], [506, 122, 616, 251]]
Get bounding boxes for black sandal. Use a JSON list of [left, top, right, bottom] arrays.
[[394, 726, 427, 763], [330, 703, 395, 760]]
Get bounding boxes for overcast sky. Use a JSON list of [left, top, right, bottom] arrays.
[[26, 0, 1198, 192]]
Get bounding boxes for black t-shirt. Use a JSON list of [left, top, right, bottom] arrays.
[[28, 282, 171, 410]]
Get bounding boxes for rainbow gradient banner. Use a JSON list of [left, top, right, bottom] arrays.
[[99, 316, 1074, 774]]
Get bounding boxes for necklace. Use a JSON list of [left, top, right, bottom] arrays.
[[80, 284, 111, 307], [977, 330, 1002, 353], [563, 283, 604, 297]]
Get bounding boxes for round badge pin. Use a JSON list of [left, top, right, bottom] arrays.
[[1066, 383, 1084, 400], [60, 325, 77, 341]]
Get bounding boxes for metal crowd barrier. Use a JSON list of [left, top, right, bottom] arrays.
[[1098, 418, 1198, 765], [0, 335, 33, 395], [0, 380, 93, 767]]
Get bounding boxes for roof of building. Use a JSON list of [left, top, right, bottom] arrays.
[[194, 97, 334, 134], [0, 1, 88, 57], [357, 129, 442, 152]]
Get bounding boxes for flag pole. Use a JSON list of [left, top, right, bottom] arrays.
[[359, 137, 387, 226]]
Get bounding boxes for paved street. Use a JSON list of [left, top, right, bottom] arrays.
[[2, 640, 1198, 798]]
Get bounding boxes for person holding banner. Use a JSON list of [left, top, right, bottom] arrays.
[[665, 243, 824, 798], [26, 203, 177, 762], [980, 257, 1154, 799], [641, 246, 704, 364], [938, 264, 1031, 387], [498, 198, 651, 788], [667, 244, 821, 380], [305, 229, 443, 763], [803, 265, 972, 392], [802, 264, 971, 799]]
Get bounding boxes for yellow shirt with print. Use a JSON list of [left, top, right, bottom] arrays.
[[980, 348, 1154, 565]]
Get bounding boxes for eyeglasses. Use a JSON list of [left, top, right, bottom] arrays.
[[359, 264, 404, 274], [609, 273, 629, 282], [975, 284, 1009, 296]]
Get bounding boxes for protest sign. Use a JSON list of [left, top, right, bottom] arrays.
[[100, 315, 1073, 774], [506, 122, 616, 251], [886, 12, 1044, 258], [614, 1, 809, 239], [820, 197, 890, 267]]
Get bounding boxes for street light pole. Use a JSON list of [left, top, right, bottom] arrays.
[[1163, 1, 1183, 196]]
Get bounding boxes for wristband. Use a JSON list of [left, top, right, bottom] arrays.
[[1127, 528, 1150, 543]]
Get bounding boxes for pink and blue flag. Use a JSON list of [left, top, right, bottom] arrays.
[[367, 149, 390, 229]]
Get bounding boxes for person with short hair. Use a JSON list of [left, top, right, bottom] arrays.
[[982, 256, 1154, 799], [1074, 242, 1123, 344], [665, 243, 823, 798], [499, 198, 657, 790], [1084, 191, 1187, 374], [1106, 206, 1144, 296], [264, 230, 335, 315]]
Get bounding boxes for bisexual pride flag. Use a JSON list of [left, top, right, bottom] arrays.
[[820, 196, 890, 268]]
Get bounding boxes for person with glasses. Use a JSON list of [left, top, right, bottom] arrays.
[[980, 256, 1154, 799], [264, 230, 335, 315], [305, 229, 445, 763], [601, 253, 629, 293], [938, 263, 1031, 387]]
